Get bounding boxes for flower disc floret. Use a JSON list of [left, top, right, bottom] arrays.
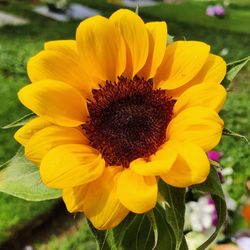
[[83, 76, 176, 167]]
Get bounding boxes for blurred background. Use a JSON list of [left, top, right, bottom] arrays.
[[0, 0, 249, 249]]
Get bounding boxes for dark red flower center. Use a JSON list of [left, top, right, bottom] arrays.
[[83, 76, 175, 167]]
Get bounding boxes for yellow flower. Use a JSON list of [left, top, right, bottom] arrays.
[[15, 9, 227, 230]]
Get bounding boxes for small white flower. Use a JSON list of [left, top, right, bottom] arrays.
[[222, 167, 233, 176], [225, 195, 237, 211], [186, 196, 216, 232]]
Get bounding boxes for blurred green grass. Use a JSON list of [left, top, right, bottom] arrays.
[[0, 0, 249, 248], [0, 194, 56, 244], [35, 219, 96, 250]]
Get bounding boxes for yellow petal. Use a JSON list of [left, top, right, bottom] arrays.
[[44, 40, 99, 97], [14, 117, 51, 146], [166, 54, 227, 98], [110, 9, 149, 78], [167, 107, 224, 151], [25, 126, 88, 165], [63, 184, 88, 213], [139, 21, 167, 79], [44, 40, 78, 56], [27, 50, 97, 98], [174, 83, 227, 114], [130, 141, 177, 176], [83, 167, 129, 230], [188, 53, 226, 85], [117, 168, 157, 213], [76, 15, 126, 82], [40, 144, 105, 188], [18, 80, 88, 127], [161, 141, 210, 187], [155, 41, 210, 89]]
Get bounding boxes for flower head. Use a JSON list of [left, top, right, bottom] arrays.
[[15, 9, 227, 229]]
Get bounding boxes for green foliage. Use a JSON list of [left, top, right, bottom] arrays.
[[0, 148, 61, 201], [218, 68, 250, 201], [218, 137, 250, 200], [87, 220, 110, 250], [158, 183, 186, 249]]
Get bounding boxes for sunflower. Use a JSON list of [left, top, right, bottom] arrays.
[[15, 9, 227, 230]]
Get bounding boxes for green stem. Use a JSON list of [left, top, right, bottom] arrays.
[[223, 128, 250, 145]]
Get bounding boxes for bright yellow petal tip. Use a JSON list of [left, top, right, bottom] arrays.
[[117, 169, 157, 214], [161, 141, 210, 187]]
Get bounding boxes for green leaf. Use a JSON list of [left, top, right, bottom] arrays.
[[117, 213, 155, 250], [87, 219, 110, 250], [87, 213, 145, 250], [0, 148, 61, 201], [1, 113, 34, 129], [224, 56, 250, 89], [147, 210, 158, 249], [109, 212, 139, 249], [179, 237, 188, 250], [159, 182, 186, 250], [117, 208, 177, 250], [192, 166, 227, 250], [154, 206, 176, 250], [226, 55, 250, 81]]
